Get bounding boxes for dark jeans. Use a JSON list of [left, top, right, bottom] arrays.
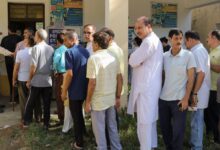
[[54, 73, 64, 123], [159, 99, 187, 150], [24, 86, 52, 126], [69, 100, 86, 147], [204, 90, 219, 142]]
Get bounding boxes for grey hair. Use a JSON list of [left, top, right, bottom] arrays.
[[36, 29, 48, 40], [65, 29, 78, 40]]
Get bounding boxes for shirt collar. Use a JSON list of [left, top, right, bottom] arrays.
[[191, 43, 202, 52], [94, 49, 107, 54], [169, 48, 184, 57]]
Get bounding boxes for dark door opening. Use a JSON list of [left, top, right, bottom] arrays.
[[8, 3, 45, 36]]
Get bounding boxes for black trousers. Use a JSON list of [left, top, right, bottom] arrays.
[[5, 58, 18, 102], [24, 86, 52, 126], [204, 90, 219, 142], [159, 99, 187, 150], [69, 100, 86, 147]]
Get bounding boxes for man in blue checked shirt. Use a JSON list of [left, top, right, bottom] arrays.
[[53, 32, 67, 125]]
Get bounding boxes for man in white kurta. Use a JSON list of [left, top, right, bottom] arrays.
[[127, 16, 163, 150]]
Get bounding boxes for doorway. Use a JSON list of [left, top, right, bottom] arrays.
[[8, 3, 45, 36]]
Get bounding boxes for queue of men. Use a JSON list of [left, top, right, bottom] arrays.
[[1, 15, 220, 150]]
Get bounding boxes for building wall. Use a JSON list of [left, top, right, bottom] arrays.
[[192, 3, 220, 49], [0, 0, 193, 96], [129, 0, 192, 38]]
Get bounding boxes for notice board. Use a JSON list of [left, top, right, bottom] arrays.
[[151, 2, 177, 28]]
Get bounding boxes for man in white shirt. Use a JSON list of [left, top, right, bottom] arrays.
[[185, 31, 210, 150], [127, 16, 163, 150], [83, 24, 96, 55], [159, 29, 196, 150]]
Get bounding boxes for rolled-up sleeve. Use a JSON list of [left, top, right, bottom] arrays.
[[187, 52, 197, 69], [86, 57, 96, 79], [193, 51, 205, 73], [31, 46, 39, 67], [65, 50, 73, 70]]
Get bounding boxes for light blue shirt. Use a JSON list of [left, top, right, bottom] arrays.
[[160, 48, 196, 101], [53, 45, 67, 73]]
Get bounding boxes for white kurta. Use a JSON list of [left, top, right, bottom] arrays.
[[127, 32, 163, 124]]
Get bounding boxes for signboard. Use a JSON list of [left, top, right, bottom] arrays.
[[151, 2, 177, 28], [48, 29, 63, 48], [64, 0, 83, 8], [50, 0, 83, 26], [64, 8, 83, 26]]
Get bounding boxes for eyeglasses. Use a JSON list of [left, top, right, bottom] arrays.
[[84, 31, 92, 35]]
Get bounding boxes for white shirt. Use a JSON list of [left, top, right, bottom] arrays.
[[160, 49, 196, 101], [86, 42, 93, 55], [87, 50, 120, 111], [15, 47, 32, 81], [127, 32, 163, 124], [108, 42, 124, 74], [191, 43, 210, 109]]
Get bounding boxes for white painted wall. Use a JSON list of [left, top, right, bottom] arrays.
[[83, 0, 105, 31], [185, 0, 220, 9], [129, 0, 192, 38]]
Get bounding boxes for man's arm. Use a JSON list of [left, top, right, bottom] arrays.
[[61, 70, 73, 101], [193, 71, 205, 94], [26, 65, 36, 88], [129, 41, 154, 68], [115, 73, 123, 108], [210, 64, 220, 73], [12, 63, 20, 87], [85, 79, 96, 113], [178, 67, 195, 111]]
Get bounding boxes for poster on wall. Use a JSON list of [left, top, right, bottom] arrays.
[[50, 0, 65, 27], [64, 8, 83, 26], [151, 2, 177, 28], [48, 28, 63, 48], [64, 0, 83, 8], [50, 0, 83, 27]]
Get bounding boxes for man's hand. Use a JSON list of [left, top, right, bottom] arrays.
[[12, 80, 17, 87], [84, 101, 91, 113], [191, 95, 198, 107], [10, 52, 15, 57], [115, 98, 121, 110], [26, 81, 31, 89], [178, 97, 189, 111], [61, 90, 67, 101]]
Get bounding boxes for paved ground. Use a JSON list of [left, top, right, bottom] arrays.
[[0, 96, 57, 129], [0, 96, 20, 128]]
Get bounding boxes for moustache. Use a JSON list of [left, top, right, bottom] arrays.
[[177, 42, 181, 45]]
